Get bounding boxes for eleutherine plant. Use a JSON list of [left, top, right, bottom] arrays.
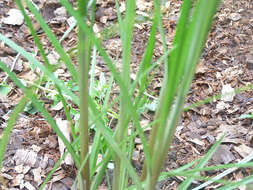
[[7, 0, 253, 190]]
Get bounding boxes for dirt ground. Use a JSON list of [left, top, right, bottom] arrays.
[[0, 0, 253, 189]]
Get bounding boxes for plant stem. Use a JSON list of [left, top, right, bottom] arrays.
[[113, 0, 136, 189], [78, 0, 90, 189]]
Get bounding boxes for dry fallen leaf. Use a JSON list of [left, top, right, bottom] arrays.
[[52, 171, 66, 182], [216, 101, 230, 112], [216, 124, 248, 139], [12, 173, 24, 187], [196, 60, 208, 74], [136, 0, 153, 11], [24, 181, 36, 190], [212, 145, 235, 164], [0, 57, 23, 72], [56, 118, 74, 166], [14, 149, 37, 167], [47, 51, 60, 65], [2, 9, 24, 25], [229, 12, 241, 21], [32, 167, 43, 186], [221, 84, 235, 102], [234, 144, 253, 158], [51, 102, 63, 111], [52, 7, 68, 24]]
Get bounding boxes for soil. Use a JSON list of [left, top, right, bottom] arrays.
[[0, 0, 252, 189]]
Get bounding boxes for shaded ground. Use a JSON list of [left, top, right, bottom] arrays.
[[0, 0, 253, 189]]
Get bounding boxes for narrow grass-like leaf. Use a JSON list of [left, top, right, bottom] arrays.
[[39, 151, 68, 190], [184, 83, 253, 112], [91, 114, 156, 189], [88, 97, 142, 189], [59, 1, 143, 140], [158, 159, 200, 181], [217, 175, 253, 190], [24, 0, 78, 83], [114, 1, 136, 186], [186, 162, 253, 175], [89, 74, 114, 179], [59, 0, 122, 89], [15, 0, 53, 71], [16, 0, 77, 141], [121, 0, 135, 82], [89, 131, 102, 178], [0, 61, 80, 167], [59, 2, 152, 184], [167, 0, 193, 91], [133, 0, 160, 179], [134, 0, 160, 113], [0, 33, 79, 105], [145, 1, 220, 189], [0, 61, 79, 167], [71, 150, 90, 190], [131, 47, 175, 95], [157, 0, 168, 65], [39, 137, 80, 190], [178, 136, 224, 189], [142, 1, 193, 181], [59, 0, 139, 115], [58, 2, 148, 147], [0, 91, 30, 170], [88, 46, 100, 179], [147, 0, 193, 160], [91, 149, 112, 190], [127, 167, 232, 190], [193, 148, 253, 190], [0, 60, 27, 90], [32, 95, 80, 166], [136, 0, 159, 91]]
